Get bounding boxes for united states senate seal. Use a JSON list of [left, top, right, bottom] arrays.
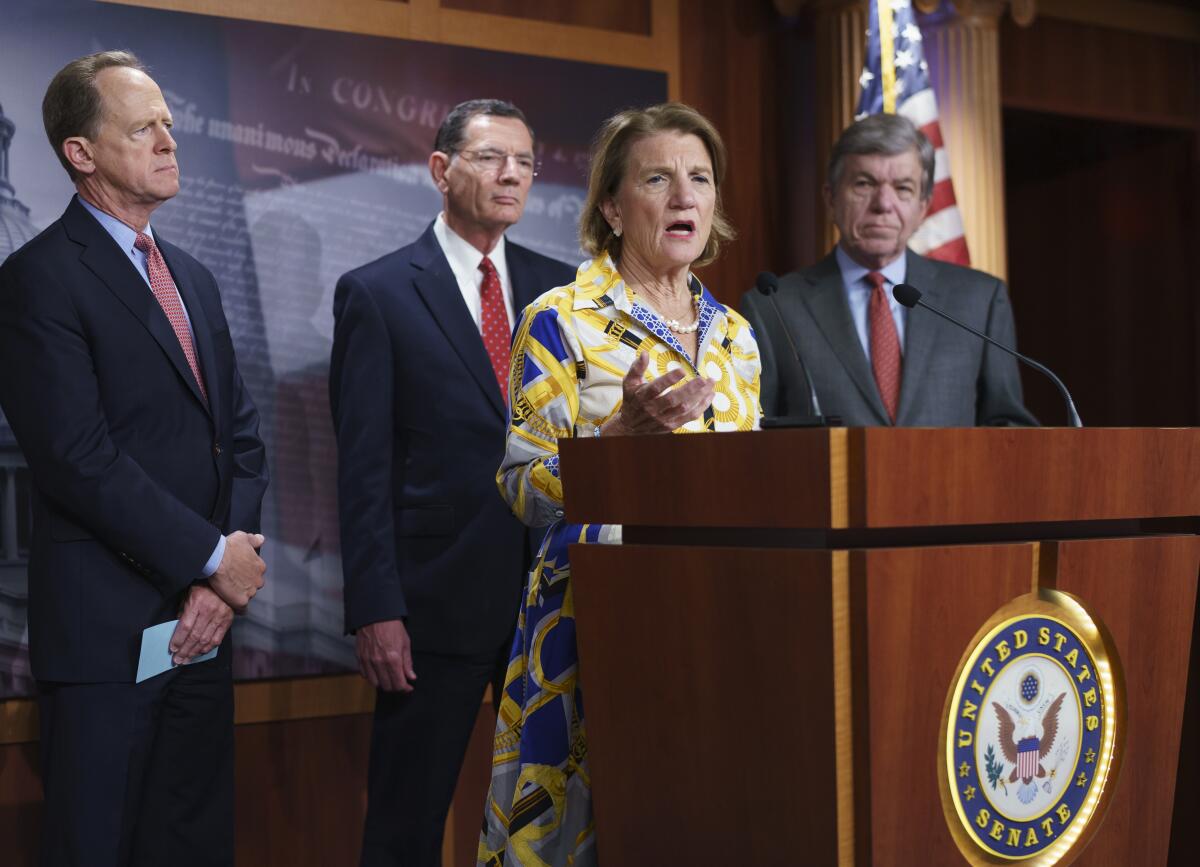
[[938, 589, 1125, 866]]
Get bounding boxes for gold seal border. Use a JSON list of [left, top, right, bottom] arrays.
[[936, 589, 1127, 866]]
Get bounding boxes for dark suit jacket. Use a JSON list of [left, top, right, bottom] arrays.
[[0, 197, 268, 682], [741, 249, 1037, 427], [330, 222, 575, 657]]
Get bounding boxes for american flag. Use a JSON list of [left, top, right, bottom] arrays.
[[856, 0, 970, 265]]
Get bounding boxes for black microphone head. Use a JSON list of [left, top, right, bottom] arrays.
[[892, 283, 922, 308], [755, 271, 779, 296]]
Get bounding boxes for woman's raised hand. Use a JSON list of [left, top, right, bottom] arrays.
[[603, 352, 715, 435]]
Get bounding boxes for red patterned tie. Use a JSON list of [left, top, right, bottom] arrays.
[[867, 270, 901, 423], [134, 232, 208, 403], [478, 256, 512, 400]]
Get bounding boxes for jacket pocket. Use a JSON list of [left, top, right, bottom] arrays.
[[396, 505, 454, 538]]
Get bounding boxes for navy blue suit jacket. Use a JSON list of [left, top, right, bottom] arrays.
[[0, 197, 268, 682], [330, 223, 575, 657]]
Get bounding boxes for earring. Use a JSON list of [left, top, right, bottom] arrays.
[[612, 225, 622, 238]]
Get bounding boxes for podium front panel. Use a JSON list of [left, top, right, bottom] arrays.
[[571, 535, 1199, 866], [570, 544, 839, 866]]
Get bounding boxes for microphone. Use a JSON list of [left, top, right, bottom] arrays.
[[754, 272, 841, 428], [891, 283, 1082, 427]]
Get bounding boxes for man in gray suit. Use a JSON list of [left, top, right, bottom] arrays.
[[742, 114, 1036, 427]]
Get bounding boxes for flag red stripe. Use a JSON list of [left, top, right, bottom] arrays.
[[924, 235, 970, 266], [919, 120, 944, 150], [927, 178, 957, 215]]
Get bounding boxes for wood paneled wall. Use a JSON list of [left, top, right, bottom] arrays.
[[1001, 12, 1200, 129], [678, 0, 795, 303], [999, 13, 1200, 427], [442, 0, 653, 34], [1003, 110, 1199, 427], [0, 740, 40, 860]]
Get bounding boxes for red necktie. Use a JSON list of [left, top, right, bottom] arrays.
[[134, 232, 208, 403], [478, 256, 512, 400], [867, 270, 901, 423]]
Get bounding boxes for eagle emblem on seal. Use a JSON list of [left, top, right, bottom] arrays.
[[992, 690, 1065, 805]]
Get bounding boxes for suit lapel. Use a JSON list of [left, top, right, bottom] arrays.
[[895, 250, 945, 424], [409, 225, 506, 420], [505, 242, 544, 322], [64, 200, 211, 416], [802, 253, 890, 423]]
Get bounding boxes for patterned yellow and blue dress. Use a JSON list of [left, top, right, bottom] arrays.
[[478, 254, 761, 867]]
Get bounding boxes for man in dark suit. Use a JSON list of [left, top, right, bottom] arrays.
[[742, 113, 1036, 426], [0, 51, 268, 865], [330, 99, 575, 866]]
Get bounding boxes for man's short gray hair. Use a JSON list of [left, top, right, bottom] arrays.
[[827, 114, 936, 201], [433, 98, 533, 155]]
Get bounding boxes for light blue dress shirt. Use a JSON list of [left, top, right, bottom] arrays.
[[77, 196, 200, 342], [77, 195, 225, 578], [835, 245, 908, 364]]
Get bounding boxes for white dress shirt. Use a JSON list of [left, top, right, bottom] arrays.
[[433, 212, 517, 330]]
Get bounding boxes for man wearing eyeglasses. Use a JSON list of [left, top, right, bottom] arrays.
[[330, 99, 575, 867]]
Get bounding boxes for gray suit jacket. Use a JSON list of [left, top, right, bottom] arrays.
[[741, 249, 1037, 427]]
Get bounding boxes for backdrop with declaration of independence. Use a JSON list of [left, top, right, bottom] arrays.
[[0, 0, 666, 698]]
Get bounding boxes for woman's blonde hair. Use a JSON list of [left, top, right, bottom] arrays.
[[579, 102, 734, 269]]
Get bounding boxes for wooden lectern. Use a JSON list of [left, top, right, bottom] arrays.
[[559, 428, 1199, 866]]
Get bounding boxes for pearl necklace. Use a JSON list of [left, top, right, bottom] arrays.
[[664, 294, 701, 334]]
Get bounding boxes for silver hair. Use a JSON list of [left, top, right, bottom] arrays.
[[827, 113, 936, 201]]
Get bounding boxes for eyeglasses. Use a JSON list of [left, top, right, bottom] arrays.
[[454, 148, 541, 179]]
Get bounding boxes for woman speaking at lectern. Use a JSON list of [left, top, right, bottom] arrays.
[[479, 102, 762, 866]]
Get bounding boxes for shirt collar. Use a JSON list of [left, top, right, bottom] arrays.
[[571, 252, 726, 350], [835, 244, 907, 290], [77, 194, 154, 253], [571, 253, 629, 312], [434, 212, 507, 285]]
